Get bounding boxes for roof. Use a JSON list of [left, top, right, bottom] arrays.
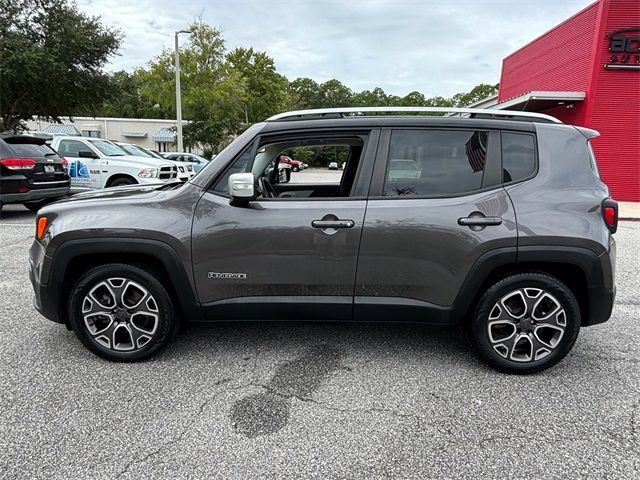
[[153, 128, 175, 142], [492, 91, 586, 112], [43, 124, 81, 136], [266, 107, 561, 123]]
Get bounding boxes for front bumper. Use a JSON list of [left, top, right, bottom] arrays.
[[29, 242, 63, 324]]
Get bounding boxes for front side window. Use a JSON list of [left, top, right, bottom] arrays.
[[89, 140, 126, 156], [383, 129, 490, 197], [501, 132, 536, 183], [213, 136, 365, 198]]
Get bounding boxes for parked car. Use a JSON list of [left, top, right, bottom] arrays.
[[0, 134, 70, 212], [114, 142, 195, 180], [30, 107, 617, 374], [49, 136, 189, 189], [161, 152, 210, 173], [328, 161, 339, 170], [278, 155, 305, 172]]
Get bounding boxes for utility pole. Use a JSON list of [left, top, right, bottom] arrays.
[[174, 30, 191, 152]]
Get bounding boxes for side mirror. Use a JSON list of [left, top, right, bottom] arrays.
[[228, 172, 256, 204], [78, 150, 98, 159], [278, 167, 291, 184]]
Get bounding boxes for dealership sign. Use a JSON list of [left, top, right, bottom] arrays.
[[605, 27, 640, 69]]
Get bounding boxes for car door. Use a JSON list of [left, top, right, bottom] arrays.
[[56, 139, 102, 189], [354, 127, 517, 322], [191, 129, 379, 320]]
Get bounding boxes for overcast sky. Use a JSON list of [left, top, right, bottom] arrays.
[[77, 0, 594, 98]]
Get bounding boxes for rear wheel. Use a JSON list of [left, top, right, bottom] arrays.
[[68, 263, 177, 361], [469, 273, 580, 374]]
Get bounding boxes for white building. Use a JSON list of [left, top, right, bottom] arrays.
[[25, 116, 202, 154]]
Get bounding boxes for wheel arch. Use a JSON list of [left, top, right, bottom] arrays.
[[49, 238, 203, 325], [105, 173, 138, 187], [452, 246, 611, 327]]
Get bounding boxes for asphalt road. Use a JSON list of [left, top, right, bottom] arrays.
[[1, 204, 638, 479]]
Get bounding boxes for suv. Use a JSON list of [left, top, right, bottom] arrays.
[[49, 136, 191, 189], [161, 152, 211, 172], [29, 107, 617, 373], [0, 134, 70, 212]]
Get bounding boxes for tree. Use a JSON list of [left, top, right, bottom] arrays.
[[451, 83, 499, 107], [226, 47, 289, 124], [0, 0, 121, 131]]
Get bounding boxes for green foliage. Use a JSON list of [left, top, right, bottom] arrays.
[[0, 0, 121, 131]]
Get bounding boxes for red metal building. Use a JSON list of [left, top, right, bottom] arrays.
[[493, 0, 639, 201]]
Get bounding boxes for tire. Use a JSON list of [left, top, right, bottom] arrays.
[[292, 166, 299, 172], [109, 177, 136, 187], [68, 263, 177, 362], [469, 273, 580, 374]]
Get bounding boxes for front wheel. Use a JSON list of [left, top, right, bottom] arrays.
[[68, 263, 177, 361], [469, 273, 580, 374]]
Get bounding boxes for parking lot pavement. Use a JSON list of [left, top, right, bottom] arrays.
[[1, 204, 638, 479]]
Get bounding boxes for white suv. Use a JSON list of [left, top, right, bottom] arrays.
[[50, 137, 192, 190]]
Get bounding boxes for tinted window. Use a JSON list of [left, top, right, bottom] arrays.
[[57, 140, 90, 157], [383, 130, 489, 197], [501, 132, 536, 183], [4, 142, 58, 158]]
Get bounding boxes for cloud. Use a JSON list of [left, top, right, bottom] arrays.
[[77, 0, 593, 97]]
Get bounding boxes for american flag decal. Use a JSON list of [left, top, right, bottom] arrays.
[[466, 131, 488, 172]]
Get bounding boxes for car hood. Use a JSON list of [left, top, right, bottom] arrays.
[[51, 182, 177, 205], [110, 155, 175, 167]]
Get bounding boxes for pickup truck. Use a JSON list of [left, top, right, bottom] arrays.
[[49, 136, 193, 189]]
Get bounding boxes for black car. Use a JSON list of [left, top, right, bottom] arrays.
[[0, 134, 70, 212]]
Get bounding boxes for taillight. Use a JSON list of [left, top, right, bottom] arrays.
[[0, 158, 37, 170], [36, 216, 48, 239], [602, 198, 618, 234], [60, 157, 69, 170]]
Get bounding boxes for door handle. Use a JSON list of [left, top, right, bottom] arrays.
[[458, 216, 502, 226], [311, 219, 355, 229]]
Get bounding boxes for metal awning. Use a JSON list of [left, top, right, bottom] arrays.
[[43, 124, 81, 136], [494, 91, 585, 112], [153, 128, 175, 143]]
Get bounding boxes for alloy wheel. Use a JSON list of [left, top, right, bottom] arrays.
[[81, 277, 159, 352], [487, 287, 566, 362]]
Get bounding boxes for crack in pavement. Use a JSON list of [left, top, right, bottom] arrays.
[[114, 377, 232, 479]]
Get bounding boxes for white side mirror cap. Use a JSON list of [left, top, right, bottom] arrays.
[[228, 172, 255, 199]]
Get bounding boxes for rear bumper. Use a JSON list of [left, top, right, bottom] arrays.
[[1, 185, 69, 204], [584, 286, 616, 326]]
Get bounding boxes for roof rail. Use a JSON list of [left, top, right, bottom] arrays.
[[266, 106, 562, 123]]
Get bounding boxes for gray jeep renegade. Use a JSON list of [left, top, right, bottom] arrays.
[[29, 107, 617, 373]]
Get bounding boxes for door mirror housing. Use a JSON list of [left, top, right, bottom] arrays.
[[228, 172, 256, 204], [78, 150, 99, 159]]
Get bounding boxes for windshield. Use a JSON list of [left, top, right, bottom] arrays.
[[120, 144, 154, 158], [89, 139, 127, 156]]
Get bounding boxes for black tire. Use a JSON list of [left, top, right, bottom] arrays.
[[109, 177, 136, 187], [68, 263, 177, 362], [469, 273, 580, 374]]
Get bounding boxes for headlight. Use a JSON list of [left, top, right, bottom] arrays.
[[138, 168, 158, 178]]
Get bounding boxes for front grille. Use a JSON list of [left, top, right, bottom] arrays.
[[158, 165, 178, 180]]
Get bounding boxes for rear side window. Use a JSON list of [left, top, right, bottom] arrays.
[[57, 140, 89, 157], [587, 142, 601, 179], [501, 132, 536, 183], [383, 129, 491, 197]]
